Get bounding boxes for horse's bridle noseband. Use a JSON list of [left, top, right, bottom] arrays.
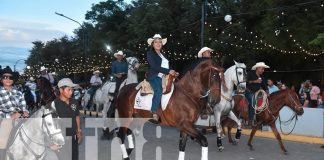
[[235, 67, 247, 86]]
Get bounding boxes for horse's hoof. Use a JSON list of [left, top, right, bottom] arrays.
[[283, 150, 288, 155], [218, 146, 224, 152], [232, 139, 239, 145]]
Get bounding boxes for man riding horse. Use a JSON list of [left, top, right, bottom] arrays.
[[87, 70, 102, 108], [246, 62, 269, 126], [112, 51, 128, 97]]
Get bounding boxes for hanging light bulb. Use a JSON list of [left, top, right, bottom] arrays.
[[224, 15, 232, 22]]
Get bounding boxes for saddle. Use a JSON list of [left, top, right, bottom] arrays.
[[136, 74, 175, 95]]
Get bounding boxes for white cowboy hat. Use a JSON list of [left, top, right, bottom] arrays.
[[197, 47, 213, 58], [251, 62, 270, 70], [147, 34, 167, 46], [29, 77, 35, 81], [114, 51, 126, 58], [93, 70, 101, 74], [40, 66, 47, 71]]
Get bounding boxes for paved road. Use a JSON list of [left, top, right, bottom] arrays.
[[77, 117, 323, 160]]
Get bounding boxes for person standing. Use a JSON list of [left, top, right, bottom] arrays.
[[245, 62, 269, 125], [111, 51, 128, 97], [52, 78, 81, 160], [304, 80, 320, 108], [146, 34, 178, 122], [0, 66, 29, 158], [267, 78, 279, 94]]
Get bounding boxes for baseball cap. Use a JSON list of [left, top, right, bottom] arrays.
[[57, 78, 78, 88]]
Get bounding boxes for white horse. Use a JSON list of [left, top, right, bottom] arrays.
[[5, 105, 65, 160], [82, 57, 140, 118], [213, 61, 246, 151]]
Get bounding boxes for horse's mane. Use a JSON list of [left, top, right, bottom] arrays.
[[37, 77, 52, 89], [269, 89, 289, 98], [179, 58, 211, 79]]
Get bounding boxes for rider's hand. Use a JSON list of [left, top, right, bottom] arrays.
[[11, 112, 21, 120], [116, 74, 122, 78], [23, 111, 29, 118], [255, 79, 262, 84], [169, 70, 177, 76], [50, 144, 61, 151]]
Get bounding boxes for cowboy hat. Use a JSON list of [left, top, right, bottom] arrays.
[[251, 62, 270, 70], [29, 77, 35, 81], [93, 70, 101, 74], [114, 51, 126, 58], [147, 34, 167, 46], [197, 47, 213, 58], [40, 66, 47, 71]]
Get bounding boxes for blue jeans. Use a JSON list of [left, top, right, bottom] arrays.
[[245, 92, 255, 121], [149, 77, 162, 113]]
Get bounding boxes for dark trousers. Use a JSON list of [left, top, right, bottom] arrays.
[[114, 75, 127, 97], [245, 91, 256, 121]]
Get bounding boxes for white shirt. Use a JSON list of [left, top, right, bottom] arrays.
[[90, 75, 102, 86], [158, 53, 169, 78]]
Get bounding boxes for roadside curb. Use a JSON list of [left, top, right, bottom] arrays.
[[80, 110, 324, 145], [240, 129, 324, 145]]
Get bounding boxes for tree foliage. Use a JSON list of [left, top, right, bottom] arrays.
[[26, 0, 324, 84]]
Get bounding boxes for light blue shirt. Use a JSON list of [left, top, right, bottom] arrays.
[[268, 85, 279, 94]]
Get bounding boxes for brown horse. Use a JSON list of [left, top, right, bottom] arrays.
[[221, 94, 249, 144], [116, 59, 223, 160], [247, 88, 304, 153]]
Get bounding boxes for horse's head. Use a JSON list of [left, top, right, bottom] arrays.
[[284, 88, 304, 116], [42, 105, 65, 147], [192, 59, 223, 105], [231, 60, 247, 91], [126, 57, 140, 71], [36, 77, 51, 92]]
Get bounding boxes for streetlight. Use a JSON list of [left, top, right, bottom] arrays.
[[55, 12, 87, 82], [14, 59, 26, 72]]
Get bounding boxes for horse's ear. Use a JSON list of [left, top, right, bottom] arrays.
[[234, 60, 238, 65], [290, 86, 295, 92]]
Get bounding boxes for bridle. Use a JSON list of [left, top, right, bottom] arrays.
[[14, 110, 63, 160], [128, 57, 139, 71], [235, 66, 247, 87]]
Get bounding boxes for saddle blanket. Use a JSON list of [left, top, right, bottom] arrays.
[[134, 84, 174, 111]]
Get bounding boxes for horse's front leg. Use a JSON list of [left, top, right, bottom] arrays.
[[178, 132, 188, 160], [214, 111, 224, 151], [227, 111, 242, 145], [269, 123, 288, 154], [247, 124, 259, 151]]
